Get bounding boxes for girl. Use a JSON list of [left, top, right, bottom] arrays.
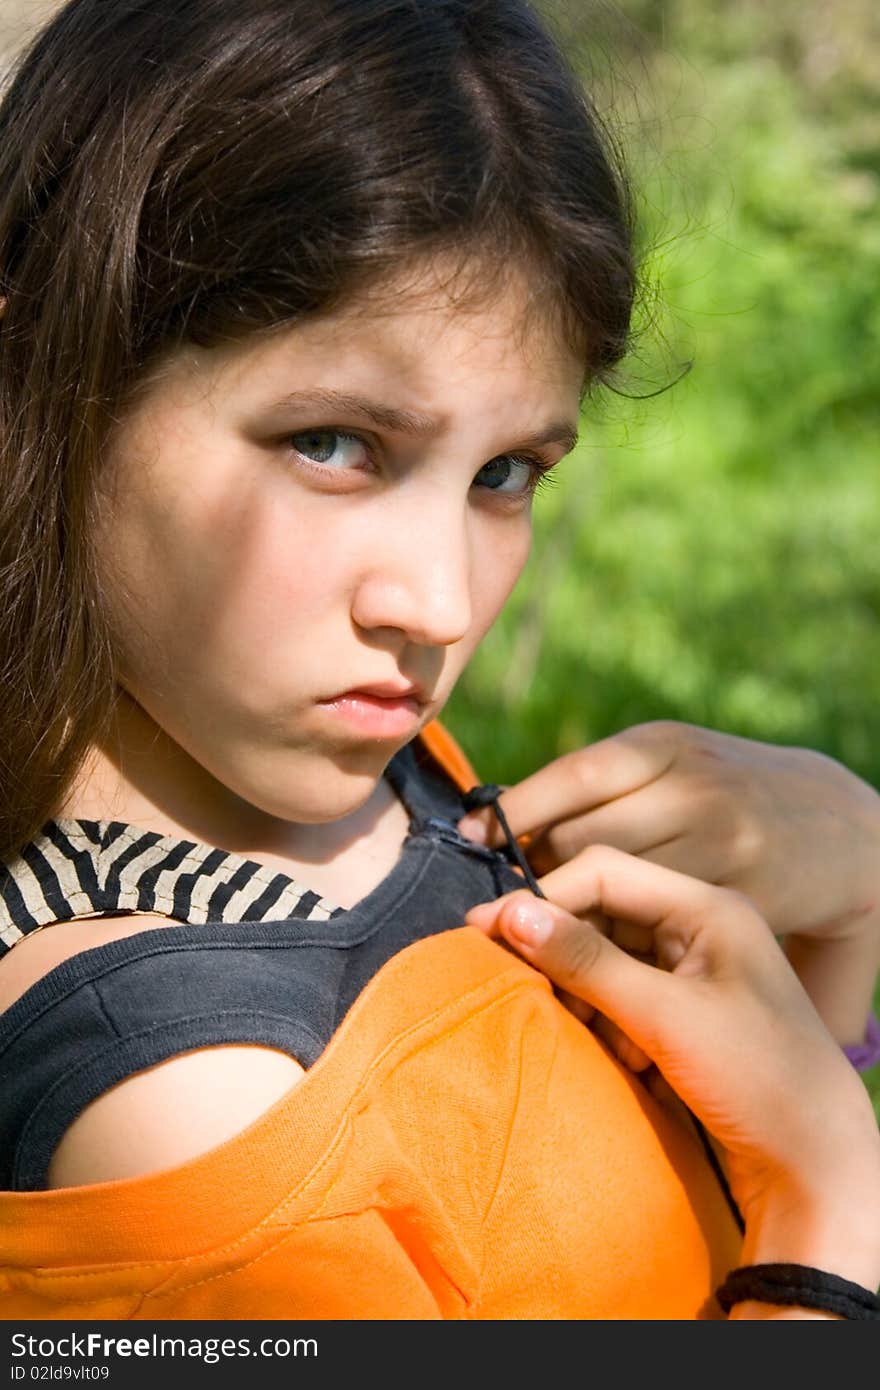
[[0, 0, 877, 1320]]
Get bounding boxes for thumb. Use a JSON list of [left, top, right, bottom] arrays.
[[496, 894, 676, 1060]]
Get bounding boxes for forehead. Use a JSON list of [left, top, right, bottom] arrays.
[[139, 254, 587, 414]]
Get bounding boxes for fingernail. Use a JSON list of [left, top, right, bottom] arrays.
[[507, 901, 555, 946]]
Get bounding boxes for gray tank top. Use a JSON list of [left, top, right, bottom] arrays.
[[0, 735, 527, 1191]]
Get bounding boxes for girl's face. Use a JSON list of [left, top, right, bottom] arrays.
[[98, 259, 584, 825]]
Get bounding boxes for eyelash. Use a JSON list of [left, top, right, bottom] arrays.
[[285, 430, 560, 504]]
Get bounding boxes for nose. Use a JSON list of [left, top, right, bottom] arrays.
[[349, 494, 474, 648]]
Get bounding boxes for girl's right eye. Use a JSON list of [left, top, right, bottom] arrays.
[[289, 429, 371, 472]]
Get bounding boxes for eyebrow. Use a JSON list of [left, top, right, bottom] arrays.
[[264, 388, 580, 456]]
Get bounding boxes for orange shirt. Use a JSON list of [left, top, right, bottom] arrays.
[[0, 722, 741, 1319]]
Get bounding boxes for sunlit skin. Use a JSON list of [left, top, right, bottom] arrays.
[[62, 258, 584, 901]]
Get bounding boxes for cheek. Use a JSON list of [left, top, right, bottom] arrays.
[[473, 524, 532, 631], [439, 519, 530, 675], [228, 524, 342, 640], [102, 480, 332, 687]]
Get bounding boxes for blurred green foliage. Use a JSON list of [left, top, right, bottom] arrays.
[[444, 0, 880, 1106]]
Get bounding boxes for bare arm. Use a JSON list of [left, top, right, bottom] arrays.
[[0, 917, 305, 1188]]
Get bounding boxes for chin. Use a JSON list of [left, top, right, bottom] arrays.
[[234, 750, 391, 825]]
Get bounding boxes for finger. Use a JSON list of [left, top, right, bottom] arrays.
[[495, 849, 768, 1000], [641, 1067, 696, 1124], [609, 918, 655, 957], [456, 803, 496, 846], [554, 986, 596, 1027], [520, 776, 694, 865], [467, 852, 717, 972], [464, 891, 611, 941], [526, 823, 733, 900], [533, 843, 754, 948], [491, 890, 680, 1060], [457, 727, 681, 849], [463, 899, 509, 938], [591, 1012, 654, 1072]]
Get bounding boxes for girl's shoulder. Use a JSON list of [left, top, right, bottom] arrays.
[[0, 910, 180, 1016]]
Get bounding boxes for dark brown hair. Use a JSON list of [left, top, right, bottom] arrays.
[[0, 0, 636, 859]]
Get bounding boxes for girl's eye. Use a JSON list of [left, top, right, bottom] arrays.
[[289, 429, 370, 469], [288, 429, 558, 503], [475, 454, 558, 501]]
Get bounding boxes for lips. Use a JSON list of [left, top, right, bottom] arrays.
[[315, 687, 426, 738], [330, 682, 427, 704]]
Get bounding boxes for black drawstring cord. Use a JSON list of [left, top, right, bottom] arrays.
[[689, 1117, 745, 1233], [461, 783, 545, 898], [461, 779, 746, 1236]]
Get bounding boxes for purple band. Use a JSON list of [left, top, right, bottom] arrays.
[[843, 1011, 880, 1072]]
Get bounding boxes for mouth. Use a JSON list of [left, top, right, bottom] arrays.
[[329, 681, 428, 704], [314, 689, 426, 738]]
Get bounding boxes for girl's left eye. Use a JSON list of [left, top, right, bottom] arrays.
[[288, 429, 557, 501], [290, 429, 369, 469]]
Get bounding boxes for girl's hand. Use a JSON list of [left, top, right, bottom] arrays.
[[458, 721, 880, 1044], [463, 848, 880, 1303]]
